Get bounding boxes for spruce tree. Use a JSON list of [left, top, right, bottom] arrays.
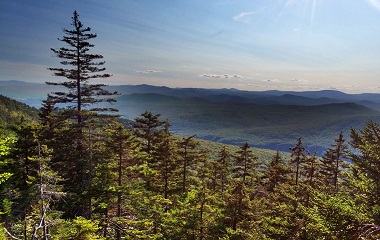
[[350, 121, 380, 224], [153, 122, 181, 199], [262, 151, 291, 193], [48, 10, 118, 124], [133, 111, 166, 155], [47, 10, 118, 219], [289, 138, 309, 186], [132, 111, 167, 190], [233, 142, 258, 186], [212, 146, 231, 192], [228, 142, 258, 232], [7, 123, 40, 221], [320, 131, 349, 192], [178, 134, 198, 193]]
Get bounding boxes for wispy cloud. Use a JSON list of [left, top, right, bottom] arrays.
[[367, 0, 380, 11], [233, 12, 256, 24], [201, 73, 244, 79], [262, 79, 282, 83], [0, 60, 51, 81], [291, 79, 308, 83], [134, 70, 163, 74]]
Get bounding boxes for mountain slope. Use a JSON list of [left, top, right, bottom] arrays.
[[115, 93, 380, 153], [0, 94, 38, 128], [2, 81, 380, 153]]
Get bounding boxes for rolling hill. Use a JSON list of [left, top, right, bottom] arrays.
[[114, 92, 380, 153], [2, 80, 380, 153], [0, 94, 38, 130]]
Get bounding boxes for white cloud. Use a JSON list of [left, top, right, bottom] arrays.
[[201, 73, 244, 79], [233, 12, 256, 24], [134, 70, 163, 74]]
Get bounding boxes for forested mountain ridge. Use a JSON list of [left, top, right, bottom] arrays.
[[2, 80, 380, 109], [3, 80, 380, 153], [0, 94, 38, 129], [115, 92, 380, 153], [0, 94, 281, 163]]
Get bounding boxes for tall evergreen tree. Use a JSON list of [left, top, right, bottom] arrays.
[[289, 138, 309, 186], [133, 111, 166, 155], [212, 146, 231, 192], [132, 111, 167, 191], [153, 122, 181, 199], [228, 142, 258, 232], [350, 121, 380, 224], [48, 10, 118, 124], [6, 123, 40, 222], [104, 121, 140, 240], [46, 10, 118, 219], [38, 97, 57, 142], [233, 143, 258, 186], [320, 131, 349, 192], [178, 135, 198, 194], [262, 151, 291, 193]]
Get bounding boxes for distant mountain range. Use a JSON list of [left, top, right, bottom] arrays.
[[107, 84, 380, 110], [1, 80, 380, 154]]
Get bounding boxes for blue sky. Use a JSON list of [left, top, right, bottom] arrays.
[[1, 0, 380, 93]]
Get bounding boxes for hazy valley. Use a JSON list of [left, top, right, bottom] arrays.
[[2, 80, 380, 154]]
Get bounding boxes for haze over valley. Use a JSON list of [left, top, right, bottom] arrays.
[[2, 80, 380, 154]]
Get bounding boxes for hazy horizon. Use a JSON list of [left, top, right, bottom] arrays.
[[2, 79, 380, 95], [1, 0, 380, 94]]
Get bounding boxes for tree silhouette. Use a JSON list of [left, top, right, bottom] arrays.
[[48, 10, 117, 124]]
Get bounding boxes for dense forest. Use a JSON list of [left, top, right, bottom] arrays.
[[1, 11, 380, 240]]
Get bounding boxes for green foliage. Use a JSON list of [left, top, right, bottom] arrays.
[[320, 131, 350, 192], [300, 191, 368, 239], [0, 136, 15, 186], [52, 217, 105, 240], [262, 151, 291, 192], [0, 224, 5, 240], [0, 94, 38, 129], [350, 121, 380, 223], [289, 137, 309, 186]]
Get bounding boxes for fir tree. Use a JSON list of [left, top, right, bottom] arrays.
[[46, 10, 118, 219], [350, 121, 380, 224], [133, 111, 166, 155], [132, 111, 167, 191], [228, 142, 258, 232], [212, 146, 231, 192], [320, 131, 349, 192], [48, 10, 118, 124], [178, 135, 198, 194], [233, 142, 258, 186], [262, 151, 291, 193], [289, 138, 309, 186], [153, 122, 181, 199]]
